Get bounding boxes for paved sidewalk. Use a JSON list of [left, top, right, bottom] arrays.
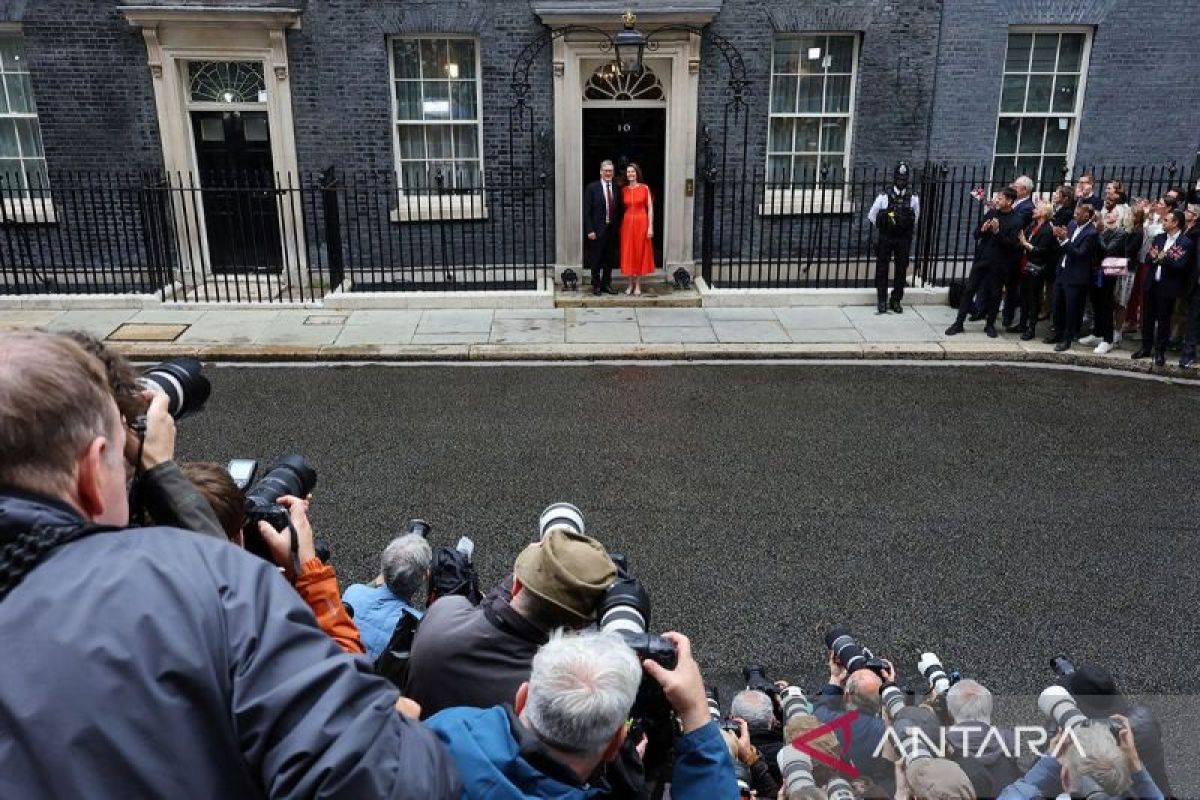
[[1, 304, 1196, 377]]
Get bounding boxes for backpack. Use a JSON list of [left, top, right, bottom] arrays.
[[373, 607, 422, 690], [427, 545, 482, 607]]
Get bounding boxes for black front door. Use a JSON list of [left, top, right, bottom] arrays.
[[582, 107, 666, 268], [191, 110, 282, 272]]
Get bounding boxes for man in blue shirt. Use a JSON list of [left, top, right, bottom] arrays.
[[343, 532, 432, 660]]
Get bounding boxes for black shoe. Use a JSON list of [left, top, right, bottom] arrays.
[[1130, 348, 1152, 360], [1021, 329, 1035, 341], [1154, 352, 1166, 367], [889, 299, 903, 314], [591, 287, 602, 296], [968, 312, 985, 322], [1004, 323, 1022, 333], [945, 322, 965, 336], [1041, 333, 1058, 345], [984, 324, 998, 338], [1054, 340, 1071, 352], [602, 284, 618, 295], [876, 302, 887, 315]]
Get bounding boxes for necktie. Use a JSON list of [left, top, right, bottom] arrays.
[[604, 182, 612, 224]]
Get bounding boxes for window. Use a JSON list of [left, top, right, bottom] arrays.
[[767, 34, 857, 186], [0, 33, 49, 202], [389, 37, 482, 194], [993, 29, 1089, 188]]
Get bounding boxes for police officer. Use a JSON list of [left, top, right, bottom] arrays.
[[867, 162, 921, 313]]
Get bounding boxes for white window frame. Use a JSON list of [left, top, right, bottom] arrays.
[[991, 26, 1092, 188], [0, 25, 54, 223], [387, 35, 486, 222], [762, 32, 859, 216]]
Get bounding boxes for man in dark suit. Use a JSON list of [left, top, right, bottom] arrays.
[[1001, 175, 1036, 330], [1180, 204, 1200, 368], [1049, 204, 1102, 352], [945, 187, 1024, 338], [1134, 209, 1193, 367], [1074, 173, 1102, 211], [582, 160, 622, 295]]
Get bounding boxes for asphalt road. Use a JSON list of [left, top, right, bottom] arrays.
[[177, 362, 1200, 785]]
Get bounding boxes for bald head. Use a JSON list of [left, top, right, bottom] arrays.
[[846, 670, 882, 715]]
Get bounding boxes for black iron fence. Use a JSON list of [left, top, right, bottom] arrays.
[[700, 161, 1197, 289], [0, 169, 552, 301]]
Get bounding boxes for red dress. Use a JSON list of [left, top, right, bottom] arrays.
[[620, 183, 655, 276]]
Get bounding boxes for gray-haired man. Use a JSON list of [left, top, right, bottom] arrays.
[[583, 160, 623, 294]]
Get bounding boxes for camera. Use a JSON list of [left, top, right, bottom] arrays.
[[881, 684, 907, 719], [825, 625, 874, 674], [779, 684, 812, 721], [404, 518, 432, 539], [137, 357, 211, 420], [776, 745, 816, 794], [241, 455, 317, 562], [538, 501, 585, 539], [1039, 686, 1126, 741], [706, 685, 722, 723], [826, 777, 856, 800], [918, 652, 960, 695], [1050, 656, 1076, 677], [743, 663, 778, 698]]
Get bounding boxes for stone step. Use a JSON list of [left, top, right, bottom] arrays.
[[555, 285, 701, 308]]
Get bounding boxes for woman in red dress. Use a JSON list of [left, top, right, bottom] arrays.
[[619, 163, 655, 296]]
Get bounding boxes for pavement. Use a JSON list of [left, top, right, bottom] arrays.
[[176, 362, 1200, 790], [3, 303, 1199, 378]]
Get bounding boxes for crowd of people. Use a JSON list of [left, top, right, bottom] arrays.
[[942, 173, 1200, 369], [0, 327, 1183, 799]]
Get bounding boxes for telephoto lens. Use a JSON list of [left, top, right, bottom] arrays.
[[244, 455, 318, 531], [918, 652, 951, 695], [1050, 656, 1077, 677], [776, 745, 816, 795], [779, 685, 812, 721], [706, 686, 722, 724], [404, 518, 432, 538], [138, 357, 211, 419], [743, 663, 777, 696], [824, 625, 871, 673], [1039, 686, 1087, 732], [881, 684, 907, 719], [825, 778, 857, 800], [538, 502, 584, 539]]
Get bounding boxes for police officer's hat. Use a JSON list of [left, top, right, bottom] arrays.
[[894, 162, 910, 182]]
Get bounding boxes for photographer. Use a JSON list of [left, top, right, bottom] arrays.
[[343, 532, 432, 661], [814, 651, 893, 794], [0, 330, 459, 798], [425, 629, 736, 799], [945, 679, 1021, 787], [729, 718, 780, 799], [405, 528, 617, 718], [731, 687, 784, 780]]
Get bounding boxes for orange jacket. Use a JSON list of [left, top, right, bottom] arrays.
[[294, 558, 366, 655]]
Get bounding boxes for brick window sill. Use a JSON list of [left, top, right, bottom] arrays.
[[390, 196, 489, 223]]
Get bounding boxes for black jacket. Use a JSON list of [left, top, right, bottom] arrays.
[[1024, 220, 1060, 275], [0, 490, 460, 799], [975, 209, 1025, 269], [1056, 221, 1102, 287], [1147, 231, 1193, 298], [583, 179, 623, 268], [138, 460, 226, 539]]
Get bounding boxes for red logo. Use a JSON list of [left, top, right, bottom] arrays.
[[791, 710, 860, 779]]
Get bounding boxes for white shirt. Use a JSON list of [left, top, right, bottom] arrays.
[[1058, 221, 1091, 269], [1155, 232, 1179, 282], [603, 181, 613, 224], [867, 188, 921, 226]]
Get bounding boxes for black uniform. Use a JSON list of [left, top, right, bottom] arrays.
[[954, 207, 1024, 327], [869, 164, 919, 312]]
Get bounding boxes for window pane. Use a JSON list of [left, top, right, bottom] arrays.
[[0, 36, 25, 73], [796, 76, 823, 113], [397, 125, 425, 159], [425, 125, 453, 158], [821, 118, 847, 154], [1015, 156, 1041, 180], [795, 36, 824, 75], [401, 162, 428, 191], [1052, 74, 1077, 112], [819, 157, 844, 183], [450, 81, 476, 121], [1005, 33, 1032, 72], [827, 36, 855, 73], [773, 39, 802, 74], [453, 125, 479, 159], [825, 75, 851, 113], [6, 73, 34, 114], [768, 117, 793, 153], [1025, 75, 1052, 112], [993, 157, 1017, 185], [421, 81, 451, 119], [1042, 156, 1067, 185], [198, 116, 225, 142], [767, 155, 791, 183], [420, 39, 448, 80], [794, 118, 820, 152], [995, 117, 1020, 154], [453, 161, 481, 190], [1000, 75, 1026, 113], [447, 40, 476, 80], [243, 116, 269, 142], [0, 119, 17, 158], [24, 159, 48, 195], [1044, 117, 1071, 153], [1030, 34, 1059, 72], [1058, 34, 1084, 72], [392, 39, 421, 80], [793, 155, 818, 182], [1018, 118, 1046, 154], [0, 82, 7, 114], [770, 76, 796, 114], [0, 159, 22, 189], [395, 81, 421, 120]]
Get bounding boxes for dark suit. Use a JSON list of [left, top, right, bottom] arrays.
[[1052, 221, 1101, 343], [583, 179, 623, 291], [1182, 227, 1200, 363], [1142, 231, 1194, 354], [956, 208, 1024, 325], [1001, 197, 1036, 324], [1019, 220, 1059, 334]]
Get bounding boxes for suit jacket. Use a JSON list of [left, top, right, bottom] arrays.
[[1012, 197, 1035, 228], [1077, 192, 1103, 210], [1056, 221, 1102, 287], [1147, 231, 1194, 298], [582, 179, 623, 269], [1024, 219, 1059, 274], [974, 208, 1024, 269]]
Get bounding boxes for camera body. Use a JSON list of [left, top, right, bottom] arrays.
[[238, 455, 318, 562]]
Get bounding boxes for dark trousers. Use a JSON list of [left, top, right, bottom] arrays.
[[1001, 260, 1022, 325], [1053, 283, 1086, 343], [1181, 283, 1200, 360], [1141, 281, 1176, 354], [1089, 276, 1115, 344], [875, 237, 911, 303], [1018, 270, 1046, 333], [955, 261, 1003, 324], [589, 233, 617, 289]]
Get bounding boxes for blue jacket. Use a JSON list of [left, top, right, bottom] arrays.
[[343, 582, 423, 661], [0, 490, 460, 799], [1056, 220, 1102, 287], [426, 705, 738, 800], [997, 754, 1164, 800], [815, 683, 893, 792]]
